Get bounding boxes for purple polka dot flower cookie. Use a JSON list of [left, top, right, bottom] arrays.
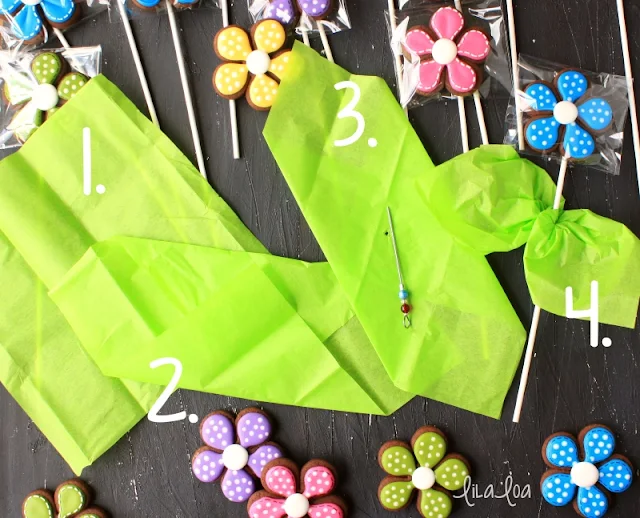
[[264, 0, 333, 27], [191, 408, 283, 503], [541, 424, 634, 517]]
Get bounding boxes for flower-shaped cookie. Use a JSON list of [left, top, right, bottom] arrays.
[[541, 424, 634, 518], [248, 458, 347, 518], [212, 19, 292, 110], [22, 479, 107, 518], [377, 426, 470, 518], [403, 6, 490, 96], [0, 0, 79, 44], [191, 408, 284, 503], [131, 0, 196, 11], [522, 69, 614, 160], [3, 51, 88, 142], [264, 0, 333, 26]]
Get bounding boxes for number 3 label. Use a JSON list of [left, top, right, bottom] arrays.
[[333, 81, 377, 148]]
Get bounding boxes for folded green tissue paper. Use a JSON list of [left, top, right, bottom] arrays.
[[2, 43, 636, 475], [0, 73, 411, 474]]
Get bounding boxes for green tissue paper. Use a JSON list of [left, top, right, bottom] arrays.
[[2, 44, 636, 476]]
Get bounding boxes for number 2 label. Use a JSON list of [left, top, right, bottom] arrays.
[[333, 81, 377, 148], [147, 357, 198, 424]]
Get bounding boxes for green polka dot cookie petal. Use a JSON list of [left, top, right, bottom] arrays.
[[22, 491, 55, 518], [434, 457, 470, 492], [417, 487, 453, 518], [378, 478, 415, 511], [378, 442, 417, 476], [57, 73, 89, 102], [31, 52, 63, 85], [411, 427, 447, 468]]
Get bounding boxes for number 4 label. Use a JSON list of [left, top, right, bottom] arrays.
[[565, 281, 611, 348]]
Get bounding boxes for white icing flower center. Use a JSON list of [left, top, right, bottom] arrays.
[[222, 443, 249, 471], [571, 462, 600, 488], [246, 50, 271, 76], [412, 466, 436, 490], [283, 493, 310, 518], [32, 83, 58, 111], [553, 100, 579, 125], [21, 0, 42, 5], [432, 39, 458, 65]]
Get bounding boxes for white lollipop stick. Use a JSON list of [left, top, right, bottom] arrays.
[[387, 0, 405, 106], [512, 155, 569, 423], [457, 96, 470, 152], [53, 28, 70, 49], [301, 28, 311, 46], [616, 0, 640, 195], [220, 0, 241, 159], [316, 22, 334, 63], [117, 0, 159, 127], [505, 0, 523, 150], [453, 0, 488, 146], [474, 91, 489, 145], [166, 0, 207, 178]]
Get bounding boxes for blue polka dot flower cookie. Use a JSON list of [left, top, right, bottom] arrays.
[[0, 0, 80, 44], [522, 69, 614, 160], [541, 424, 634, 518]]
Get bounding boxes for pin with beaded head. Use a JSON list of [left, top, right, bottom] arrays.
[[386, 207, 411, 328]]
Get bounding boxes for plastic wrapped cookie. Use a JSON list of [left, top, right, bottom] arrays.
[[212, 19, 292, 110], [2, 51, 90, 143]]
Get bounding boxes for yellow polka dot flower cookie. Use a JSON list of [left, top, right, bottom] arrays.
[[377, 426, 471, 518], [212, 19, 292, 111]]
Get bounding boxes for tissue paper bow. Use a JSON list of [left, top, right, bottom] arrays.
[[419, 144, 640, 329]]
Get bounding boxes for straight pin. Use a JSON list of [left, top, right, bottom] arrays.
[[386, 207, 411, 328]]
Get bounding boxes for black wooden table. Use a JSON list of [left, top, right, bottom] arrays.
[[2, 0, 640, 516]]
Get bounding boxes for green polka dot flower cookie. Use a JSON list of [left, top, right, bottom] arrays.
[[3, 51, 89, 143], [377, 426, 470, 518], [22, 479, 107, 518]]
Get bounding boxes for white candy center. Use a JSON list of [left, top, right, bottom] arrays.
[[222, 443, 249, 471], [21, 0, 42, 5], [412, 467, 436, 490], [570, 462, 600, 488], [432, 38, 458, 65], [32, 83, 59, 111], [246, 50, 271, 75], [283, 493, 310, 518], [553, 100, 579, 125]]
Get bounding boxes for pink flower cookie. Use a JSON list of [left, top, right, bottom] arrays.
[[247, 458, 347, 518], [404, 6, 490, 96], [191, 408, 283, 503]]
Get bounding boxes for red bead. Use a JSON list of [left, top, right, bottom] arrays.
[[401, 303, 411, 314]]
